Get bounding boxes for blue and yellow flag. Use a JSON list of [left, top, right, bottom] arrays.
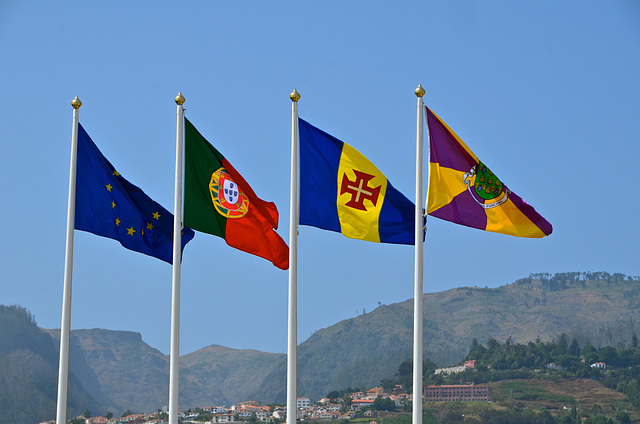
[[75, 124, 195, 263], [299, 119, 417, 245]]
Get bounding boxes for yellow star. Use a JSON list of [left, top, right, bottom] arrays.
[[112, 201, 116, 209], [146, 222, 154, 231], [112, 170, 120, 177], [105, 183, 113, 192], [141, 229, 144, 236], [127, 227, 135, 236], [152, 211, 161, 220], [115, 218, 121, 226]]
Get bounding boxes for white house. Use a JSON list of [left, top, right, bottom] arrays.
[[297, 397, 311, 409], [211, 413, 236, 423], [325, 404, 341, 412], [435, 366, 467, 375]]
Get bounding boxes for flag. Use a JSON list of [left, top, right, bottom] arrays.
[[183, 118, 289, 270], [75, 124, 195, 263], [426, 107, 552, 238], [299, 118, 418, 245]]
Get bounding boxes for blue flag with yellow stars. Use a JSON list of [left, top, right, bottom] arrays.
[[75, 124, 194, 264]]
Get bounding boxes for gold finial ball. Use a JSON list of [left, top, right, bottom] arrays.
[[415, 84, 425, 98], [175, 92, 185, 105], [290, 89, 300, 102], [71, 96, 82, 109]]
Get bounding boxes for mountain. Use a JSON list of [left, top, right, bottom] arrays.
[[44, 331, 285, 414], [46, 328, 170, 415], [180, 345, 284, 407], [4, 272, 640, 417], [254, 272, 640, 402], [0, 305, 103, 424]]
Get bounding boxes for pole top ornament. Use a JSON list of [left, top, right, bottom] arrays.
[[71, 96, 82, 109]]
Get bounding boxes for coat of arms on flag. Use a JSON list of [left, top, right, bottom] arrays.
[[209, 168, 249, 219]]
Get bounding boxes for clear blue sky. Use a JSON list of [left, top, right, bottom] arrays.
[[1, 1, 638, 356]]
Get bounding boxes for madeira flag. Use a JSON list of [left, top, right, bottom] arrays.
[[183, 118, 289, 270], [75, 124, 195, 264], [426, 107, 552, 238], [299, 118, 417, 245]]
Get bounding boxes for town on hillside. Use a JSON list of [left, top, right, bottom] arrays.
[[41, 331, 640, 424], [39, 385, 428, 424]]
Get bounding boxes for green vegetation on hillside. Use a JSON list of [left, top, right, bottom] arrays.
[[374, 334, 640, 423], [0, 305, 102, 424]]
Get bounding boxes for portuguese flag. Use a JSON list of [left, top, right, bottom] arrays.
[[184, 118, 289, 270]]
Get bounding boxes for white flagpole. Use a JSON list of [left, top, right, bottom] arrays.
[[412, 85, 425, 424], [287, 89, 300, 424], [169, 92, 185, 424], [56, 96, 82, 424]]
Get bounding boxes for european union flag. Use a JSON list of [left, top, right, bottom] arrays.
[[75, 124, 194, 263]]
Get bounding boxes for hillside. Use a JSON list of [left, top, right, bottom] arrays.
[[487, 378, 629, 413], [0, 305, 103, 424], [180, 345, 284, 407], [45, 331, 285, 414], [404, 378, 632, 423], [256, 273, 640, 402], [4, 272, 640, 416], [46, 328, 170, 415]]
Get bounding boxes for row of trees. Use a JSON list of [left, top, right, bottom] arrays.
[[346, 335, 640, 423], [523, 272, 640, 292]]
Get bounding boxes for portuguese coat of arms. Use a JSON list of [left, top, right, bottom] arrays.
[[209, 167, 249, 218]]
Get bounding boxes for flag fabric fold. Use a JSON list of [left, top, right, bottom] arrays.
[[426, 107, 552, 238], [75, 124, 195, 264], [183, 118, 289, 270], [299, 118, 418, 245]]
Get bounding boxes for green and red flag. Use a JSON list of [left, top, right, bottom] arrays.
[[184, 118, 289, 269]]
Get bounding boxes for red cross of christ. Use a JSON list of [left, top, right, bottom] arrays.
[[340, 170, 381, 211]]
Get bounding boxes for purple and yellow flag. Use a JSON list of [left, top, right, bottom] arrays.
[[426, 107, 552, 238]]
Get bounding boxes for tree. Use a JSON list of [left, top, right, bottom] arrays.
[[396, 358, 413, 388], [340, 397, 352, 414], [84, 410, 92, 419], [569, 338, 580, 356], [105, 412, 114, 419], [468, 338, 486, 360], [373, 397, 395, 411], [380, 378, 395, 393], [397, 359, 412, 377], [616, 411, 631, 424], [423, 358, 437, 376], [327, 390, 341, 400]]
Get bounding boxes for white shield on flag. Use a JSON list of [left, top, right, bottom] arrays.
[[223, 179, 239, 206]]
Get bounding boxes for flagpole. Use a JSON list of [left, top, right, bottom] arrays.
[[169, 92, 185, 424], [56, 96, 82, 424], [287, 89, 300, 424], [412, 85, 425, 424]]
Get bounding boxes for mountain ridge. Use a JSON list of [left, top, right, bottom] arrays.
[[3, 272, 640, 421]]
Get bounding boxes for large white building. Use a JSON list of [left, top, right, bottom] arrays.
[[297, 397, 311, 409]]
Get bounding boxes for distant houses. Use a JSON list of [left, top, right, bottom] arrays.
[[50, 370, 499, 424]]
